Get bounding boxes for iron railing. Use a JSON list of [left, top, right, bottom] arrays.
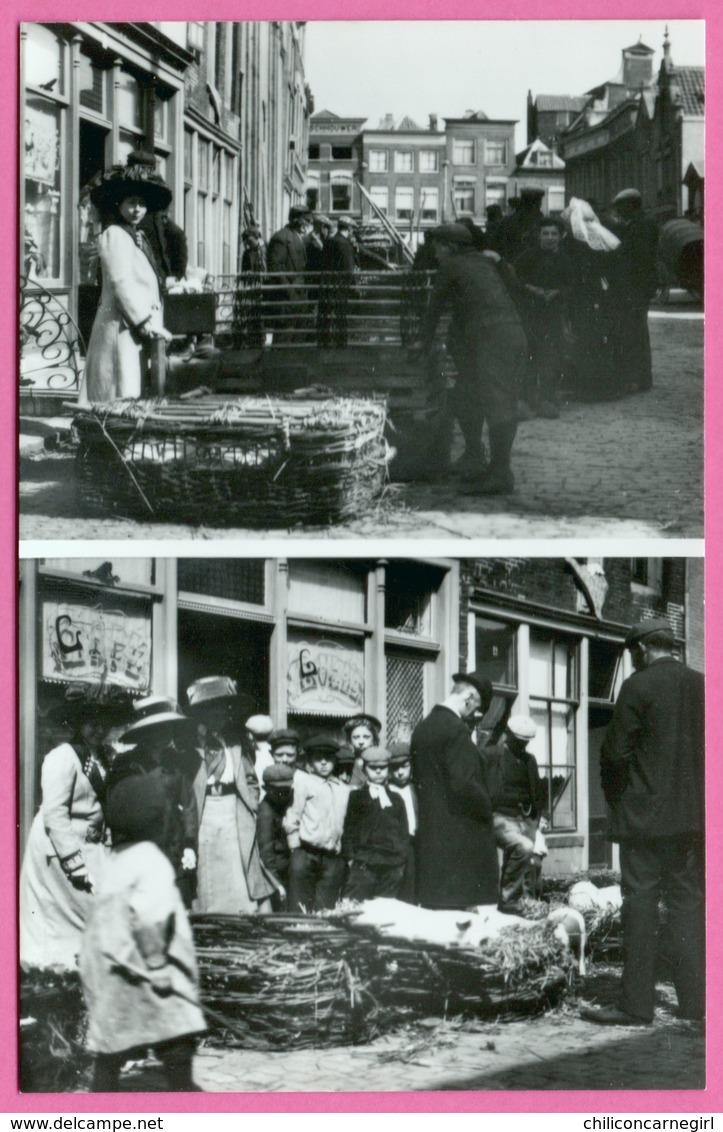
[[20, 275, 86, 394]]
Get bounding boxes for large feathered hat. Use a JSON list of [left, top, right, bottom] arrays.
[[88, 160, 172, 213]]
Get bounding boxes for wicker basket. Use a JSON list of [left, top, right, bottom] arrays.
[[72, 394, 388, 527]]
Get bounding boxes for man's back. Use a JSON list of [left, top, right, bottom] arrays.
[[601, 658, 704, 839]]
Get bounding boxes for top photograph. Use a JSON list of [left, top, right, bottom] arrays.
[[19, 19, 704, 541]]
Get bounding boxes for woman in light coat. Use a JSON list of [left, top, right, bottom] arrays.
[[186, 677, 275, 915], [78, 167, 173, 405], [19, 688, 131, 970]]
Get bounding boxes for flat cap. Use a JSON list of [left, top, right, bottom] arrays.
[[269, 728, 300, 748], [304, 734, 341, 755], [262, 763, 296, 787], [246, 714, 274, 738], [361, 746, 392, 766], [624, 617, 675, 648], [335, 744, 356, 768], [336, 215, 356, 230], [520, 187, 545, 200], [506, 714, 537, 741], [389, 742, 411, 765], [430, 223, 474, 246], [612, 188, 642, 206], [289, 205, 312, 221]]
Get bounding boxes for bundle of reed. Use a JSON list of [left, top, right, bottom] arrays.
[[540, 869, 621, 900], [71, 394, 388, 527], [20, 968, 91, 1093], [192, 912, 574, 1051]]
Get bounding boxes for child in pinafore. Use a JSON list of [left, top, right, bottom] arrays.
[[79, 773, 205, 1092], [342, 747, 409, 901]]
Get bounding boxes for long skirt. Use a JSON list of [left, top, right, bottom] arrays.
[[195, 793, 259, 915], [20, 815, 108, 970]]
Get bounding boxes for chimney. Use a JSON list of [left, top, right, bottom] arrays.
[[429, 114, 438, 132]]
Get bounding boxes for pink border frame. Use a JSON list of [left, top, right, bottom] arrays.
[[5, 1, 719, 1113]]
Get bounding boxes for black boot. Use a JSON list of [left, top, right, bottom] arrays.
[[159, 1037, 202, 1092]]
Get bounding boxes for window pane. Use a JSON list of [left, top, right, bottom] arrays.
[[529, 632, 551, 697], [199, 140, 209, 190], [25, 25, 64, 94], [589, 639, 623, 700], [117, 71, 142, 130], [386, 654, 425, 740], [474, 616, 516, 687], [184, 129, 193, 182], [42, 558, 154, 586], [369, 150, 388, 172], [178, 559, 265, 604], [331, 182, 351, 211], [528, 702, 549, 766], [453, 140, 474, 164], [288, 561, 366, 623], [419, 150, 438, 172], [420, 186, 438, 221], [153, 96, 167, 141], [370, 186, 388, 215], [485, 141, 506, 164], [395, 186, 414, 220], [544, 766, 576, 828], [331, 145, 353, 160], [550, 701, 575, 766], [24, 95, 62, 279], [79, 51, 104, 114], [308, 144, 320, 160], [394, 151, 413, 172]]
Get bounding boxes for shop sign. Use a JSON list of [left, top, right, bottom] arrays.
[[287, 636, 364, 714], [42, 599, 151, 691]]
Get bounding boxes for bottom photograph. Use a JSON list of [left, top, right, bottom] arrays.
[[18, 555, 704, 1094]]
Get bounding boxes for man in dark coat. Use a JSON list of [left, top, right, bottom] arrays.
[[318, 216, 357, 347], [266, 205, 312, 340], [486, 714, 548, 910], [411, 671, 498, 908], [423, 223, 527, 494], [582, 618, 705, 1026], [608, 188, 659, 394], [488, 187, 545, 263]]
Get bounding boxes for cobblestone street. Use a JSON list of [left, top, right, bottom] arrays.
[[19, 314, 703, 542], [102, 968, 705, 1097]]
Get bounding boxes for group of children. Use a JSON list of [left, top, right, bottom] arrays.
[[257, 721, 419, 913]]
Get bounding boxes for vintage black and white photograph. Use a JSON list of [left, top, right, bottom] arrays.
[[18, 555, 704, 1093], [19, 19, 704, 541]]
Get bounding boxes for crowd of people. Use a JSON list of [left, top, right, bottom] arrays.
[[19, 610, 704, 1087]]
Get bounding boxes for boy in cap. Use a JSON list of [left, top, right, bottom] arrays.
[[283, 736, 350, 911], [485, 714, 548, 911], [269, 728, 300, 771], [79, 773, 205, 1092], [258, 763, 295, 909], [342, 747, 409, 901], [387, 742, 419, 903], [335, 744, 356, 786]]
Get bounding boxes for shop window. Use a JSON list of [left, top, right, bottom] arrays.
[[386, 653, 425, 741], [153, 96, 168, 143], [588, 639, 624, 701], [79, 49, 104, 115], [419, 150, 439, 173], [486, 183, 506, 211], [306, 185, 319, 211], [630, 558, 662, 595], [394, 151, 414, 173], [308, 144, 320, 160], [369, 150, 388, 172], [288, 561, 366, 623], [24, 24, 65, 95], [528, 628, 579, 832], [178, 559, 265, 605], [474, 616, 516, 688], [395, 186, 414, 221], [287, 629, 365, 719], [331, 145, 353, 160], [42, 558, 155, 587], [24, 95, 62, 280], [453, 139, 475, 165]]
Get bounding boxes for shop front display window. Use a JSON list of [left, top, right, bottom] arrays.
[[24, 24, 64, 95], [24, 95, 62, 280], [528, 628, 579, 831]]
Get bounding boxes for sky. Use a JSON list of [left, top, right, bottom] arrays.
[[304, 20, 705, 151]]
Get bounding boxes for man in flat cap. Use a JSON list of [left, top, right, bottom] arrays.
[[485, 714, 548, 911], [411, 671, 499, 908], [266, 205, 313, 340], [423, 224, 527, 494], [582, 618, 704, 1026], [608, 188, 659, 395]]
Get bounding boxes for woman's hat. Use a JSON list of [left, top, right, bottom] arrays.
[[48, 682, 132, 728], [120, 694, 191, 745], [343, 713, 382, 736], [186, 676, 255, 717], [245, 714, 274, 739], [89, 163, 172, 213]]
